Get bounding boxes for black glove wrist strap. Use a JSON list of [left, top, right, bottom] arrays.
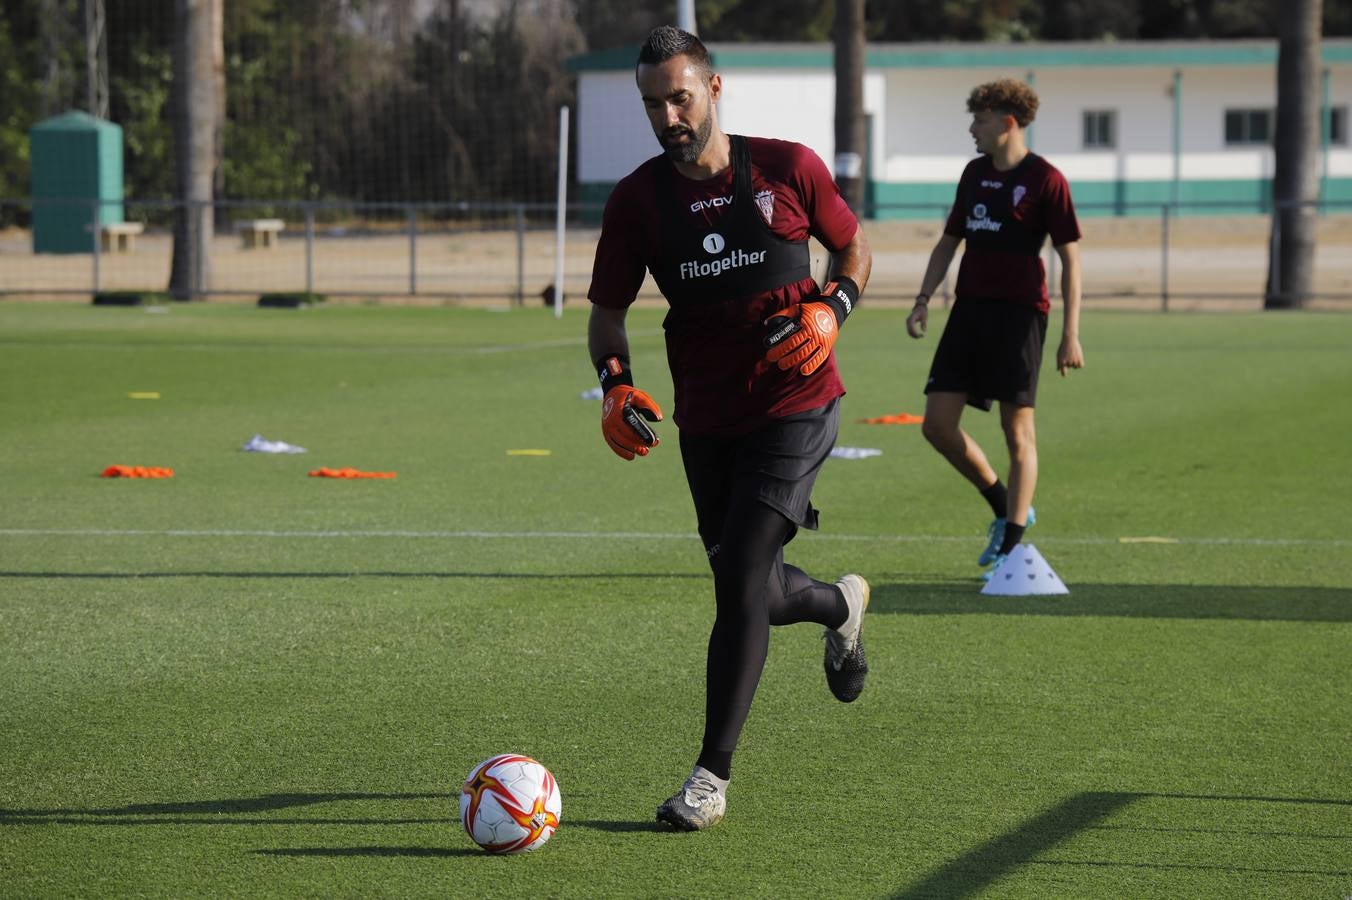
[[596, 355, 634, 394], [820, 276, 860, 326]]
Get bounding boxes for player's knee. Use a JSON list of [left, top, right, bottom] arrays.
[[1004, 425, 1036, 458], [921, 417, 955, 448]]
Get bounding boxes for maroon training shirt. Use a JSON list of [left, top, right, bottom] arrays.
[[943, 153, 1081, 313], [589, 137, 859, 436]]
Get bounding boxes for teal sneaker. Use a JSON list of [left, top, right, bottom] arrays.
[[981, 552, 1009, 583], [978, 506, 1035, 566]]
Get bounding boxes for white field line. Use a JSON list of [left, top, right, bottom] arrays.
[[0, 528, 1347, 548]]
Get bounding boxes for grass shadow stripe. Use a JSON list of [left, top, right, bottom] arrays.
[[893, 791, 1352, 898], [565, 819, 659, 833], [0, 570, 706, 581], [0, 816, 449, 827], [2, 528, 1347, 548], [1029, 859, 1351, 877], [0, 791, 456, 828], [892, 792, 1142, 899], [872, 582, 1352, 623], [253, 846, 479, 858]]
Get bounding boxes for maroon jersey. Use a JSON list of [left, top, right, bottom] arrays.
[[943, 153, 1080, 312], [589, 136, 859, 436]]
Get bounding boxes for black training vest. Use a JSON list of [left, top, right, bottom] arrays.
[[649, 135, 812, 306]]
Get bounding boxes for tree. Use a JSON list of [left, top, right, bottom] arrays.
[[834, 0, 866, 212], [1264, 0, 1323, 309], [168, 0, 216, 300]]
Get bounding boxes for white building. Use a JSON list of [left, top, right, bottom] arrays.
[[569, 39, 1352, 218]]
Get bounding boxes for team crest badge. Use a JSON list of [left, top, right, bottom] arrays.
[[754, 190, 775, 225], [1012, 185, 1027, 207]]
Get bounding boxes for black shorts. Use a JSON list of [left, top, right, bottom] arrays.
[[679, 398, 839, 552], [924, 297, 1048, 411]]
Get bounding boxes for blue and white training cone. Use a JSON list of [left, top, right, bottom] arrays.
[[980, 544, 1069, 596]]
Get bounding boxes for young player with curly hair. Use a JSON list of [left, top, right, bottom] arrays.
[[906, 79, 1085, 580]]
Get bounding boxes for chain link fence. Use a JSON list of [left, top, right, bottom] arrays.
[[2, 198, 1351, 310]]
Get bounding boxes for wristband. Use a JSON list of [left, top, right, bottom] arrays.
[[820, 276, 861, 326], [914, 292, 930, 307], [596, 354, 634, 395]]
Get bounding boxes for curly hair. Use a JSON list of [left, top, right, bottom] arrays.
[[967, 79, 1040, 127]]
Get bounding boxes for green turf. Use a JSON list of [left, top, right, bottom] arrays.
[[0, 301, 1348, 898]]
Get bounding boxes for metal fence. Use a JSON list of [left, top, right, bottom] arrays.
[[2, 198, 1350, 310], [875, 200, 1352, 312]]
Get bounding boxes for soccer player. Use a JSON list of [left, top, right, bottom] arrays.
[[905, 79, 1084, 581], [587, 26, 873, 832]]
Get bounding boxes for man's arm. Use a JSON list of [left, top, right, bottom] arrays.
[[763, 224, 872, 377], [906, 233, 962, 339], [826, 224, 872, 294], [588, 303, 664, 460], [588, 303, 630, 365], [1053, 240, 1084, 376]]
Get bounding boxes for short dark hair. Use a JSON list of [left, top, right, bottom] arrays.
[[967, 79, 1040, 127], [636, 25, 711, 80]]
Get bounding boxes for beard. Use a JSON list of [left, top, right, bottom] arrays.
[[659, 112, 713, 164]]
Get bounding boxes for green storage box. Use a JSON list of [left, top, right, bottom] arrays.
[[30, 111, 125, 254]]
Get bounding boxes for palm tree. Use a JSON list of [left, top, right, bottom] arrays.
[[833, 0, 866, 214], [169, 0, 216, 300], [1265, 0, 1323, 309]]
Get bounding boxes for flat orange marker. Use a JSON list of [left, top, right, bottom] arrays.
[[308, 467, 397, 479], [128, 392, 161, 400], [101, 465, 174, 478], [858, 412, 924, 425], [506, 449, 552, 456]]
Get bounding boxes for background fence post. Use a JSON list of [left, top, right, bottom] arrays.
[[553, 105, 570, 319], [939, 205, 951, 308], [304, 204, 314, 296], [91, 199, 101, 295], [515, 203, 525, 307], [1047, 239, 1058, 300], [1160, 203, 1170, 312], [407, 205, 417, 296], [1268, 202, 1282, 305]]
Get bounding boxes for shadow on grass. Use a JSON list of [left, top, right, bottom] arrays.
[[254, 846, 479, 858], [871, 582, 1352, 623], [0, 571, 707, 581], [892, 792, 1352, 899], [566, 818, 659, 833], [0, 792, 452, 827], [4, 571, 1347, 622]]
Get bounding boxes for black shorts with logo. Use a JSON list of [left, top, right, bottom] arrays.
[[679, 398, 839, 552], [924, 297, 1048, 411]]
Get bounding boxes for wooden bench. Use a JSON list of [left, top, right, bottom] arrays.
[[235, 218, 285, 249], [98, 222, 145, 253]]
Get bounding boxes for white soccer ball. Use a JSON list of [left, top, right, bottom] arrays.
[[459, 754, 561, 854]]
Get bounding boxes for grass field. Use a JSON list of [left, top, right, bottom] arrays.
[[0, 301, 1349, 898]]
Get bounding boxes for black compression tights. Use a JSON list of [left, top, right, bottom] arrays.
[[695, 495, 847, 781]]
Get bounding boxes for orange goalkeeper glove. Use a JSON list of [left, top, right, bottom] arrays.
[[763, 277, 859, 376], [597, 355, 663, 460]]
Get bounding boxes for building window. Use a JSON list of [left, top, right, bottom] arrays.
[[1326, 106, 1347, 146], [1224, 109, 1272, 145], [1082, 110, 1116, 149]]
